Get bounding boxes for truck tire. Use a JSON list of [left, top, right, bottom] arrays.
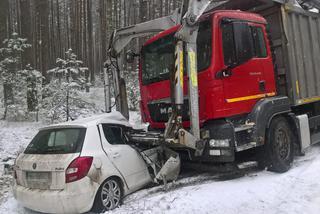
[[91, 178, 123, 213], [258, 116, 294, 173]]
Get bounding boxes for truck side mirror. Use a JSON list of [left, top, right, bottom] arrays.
[[232, 22, 254, 66], [126, 50, 139, 63]]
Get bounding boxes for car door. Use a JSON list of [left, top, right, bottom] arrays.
[[98, 124, 152, 190]]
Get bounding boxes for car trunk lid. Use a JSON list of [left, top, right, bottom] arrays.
[[15, 127, 87, 190], [15, 153, 79, 190]]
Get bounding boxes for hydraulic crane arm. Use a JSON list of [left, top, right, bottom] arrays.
[[105, 9, 181, 119], [109, 9, 181, 57], [165, 0, 225, 155], [296, 0, 320, 10]]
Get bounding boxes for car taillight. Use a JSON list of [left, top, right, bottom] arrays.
[[66, 157, 93, 183]]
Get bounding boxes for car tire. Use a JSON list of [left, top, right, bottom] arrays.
[[91, 178, 123, 213], [258, 116, 294, 173]]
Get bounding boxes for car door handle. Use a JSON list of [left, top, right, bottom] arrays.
[[112, 152, 120, 159]]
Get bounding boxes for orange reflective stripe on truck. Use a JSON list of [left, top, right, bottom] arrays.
[[226, 92, 276, 103]]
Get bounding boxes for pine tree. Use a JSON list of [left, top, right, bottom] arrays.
[[0, 33, 31, 119], [42, 49, 95, 122]]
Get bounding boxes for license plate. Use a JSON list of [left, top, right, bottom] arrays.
[[26, 172, 50, 181], [26, 172, 51, 189]]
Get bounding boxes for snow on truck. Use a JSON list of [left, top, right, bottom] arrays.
[[107, 0, 320, 174]]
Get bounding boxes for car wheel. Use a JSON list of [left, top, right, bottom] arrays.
[[91, 178, 122, 213], [258, 116, 294, 172]]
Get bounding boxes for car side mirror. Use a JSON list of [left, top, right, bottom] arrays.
[[232, 22, 254, 66]]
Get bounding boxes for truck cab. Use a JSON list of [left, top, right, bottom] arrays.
[[139, 10, 276, 129]]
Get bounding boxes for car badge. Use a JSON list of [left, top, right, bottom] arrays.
[[32, 163, 37, 170]]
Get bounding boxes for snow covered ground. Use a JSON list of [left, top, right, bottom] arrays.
[[0, 121, 42, 207], [110, 144, 320, 214], [1, 119, 320, 214]]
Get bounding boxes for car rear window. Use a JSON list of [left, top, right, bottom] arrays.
[[24, 128, 86, 154]]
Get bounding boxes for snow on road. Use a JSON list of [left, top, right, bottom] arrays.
[[0, 120, 320, 214]]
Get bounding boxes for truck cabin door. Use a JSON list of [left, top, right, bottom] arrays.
[[219, 19, 273, 116]]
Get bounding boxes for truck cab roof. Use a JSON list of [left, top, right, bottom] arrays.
[[143, 10, 267, 47]]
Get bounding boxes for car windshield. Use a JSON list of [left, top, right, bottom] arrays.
[[141, 19, 212, 85], [24, 128, 86, 154]]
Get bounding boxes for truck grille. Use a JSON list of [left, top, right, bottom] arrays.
[[148, 99, 190, 123]]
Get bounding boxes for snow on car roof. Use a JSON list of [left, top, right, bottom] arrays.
[[40, 111, 131, 130]]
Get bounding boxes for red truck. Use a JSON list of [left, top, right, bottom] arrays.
[[108, 0, 320, 173]]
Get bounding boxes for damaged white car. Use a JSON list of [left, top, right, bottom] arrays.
[[13, 112, 180, 213]]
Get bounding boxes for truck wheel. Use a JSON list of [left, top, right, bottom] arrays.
[[91, 178, 123, 213], [259, 116, 294, 173]]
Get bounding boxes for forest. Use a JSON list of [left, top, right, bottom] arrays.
[[0, 0, 182, 122]]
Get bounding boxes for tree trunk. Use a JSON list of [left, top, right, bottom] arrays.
[[3, 83, 14, 120], [19, 0, 33, 67], [66, 89, 69, 121], [0, 0, 9, 47]]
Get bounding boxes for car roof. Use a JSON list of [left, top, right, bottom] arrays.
[[40, 111, 131, 130]]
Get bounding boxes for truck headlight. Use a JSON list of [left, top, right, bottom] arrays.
[[209, 139, 230, 147]]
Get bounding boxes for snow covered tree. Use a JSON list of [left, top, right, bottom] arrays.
[[20, 65, 42, 113], [42, 49, 95, 122], [123, 66, 140, 111], [0, 33, 31, 119]]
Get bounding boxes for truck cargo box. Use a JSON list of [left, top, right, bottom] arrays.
[[215, 0, 320, 106]]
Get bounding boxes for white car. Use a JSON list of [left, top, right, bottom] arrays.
[[13, 112, 179, 213]]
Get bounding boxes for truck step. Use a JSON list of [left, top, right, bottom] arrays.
[[235, 142, 257, 152], [234, 124, 254, 132], [237, 161, 258, 170]]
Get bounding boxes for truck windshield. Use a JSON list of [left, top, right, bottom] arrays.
[[141, 20, 212, 85], [24, 128, 86, 154], [142, 34, 175, 85]]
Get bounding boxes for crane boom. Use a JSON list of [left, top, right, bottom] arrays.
[[170, 0, 215, 141], [108, 9, 181, 57], [165, 0, 223, 154], [105, 9, 181, 119]]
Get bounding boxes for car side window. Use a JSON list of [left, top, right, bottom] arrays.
[[102, 125, 125, 145]]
